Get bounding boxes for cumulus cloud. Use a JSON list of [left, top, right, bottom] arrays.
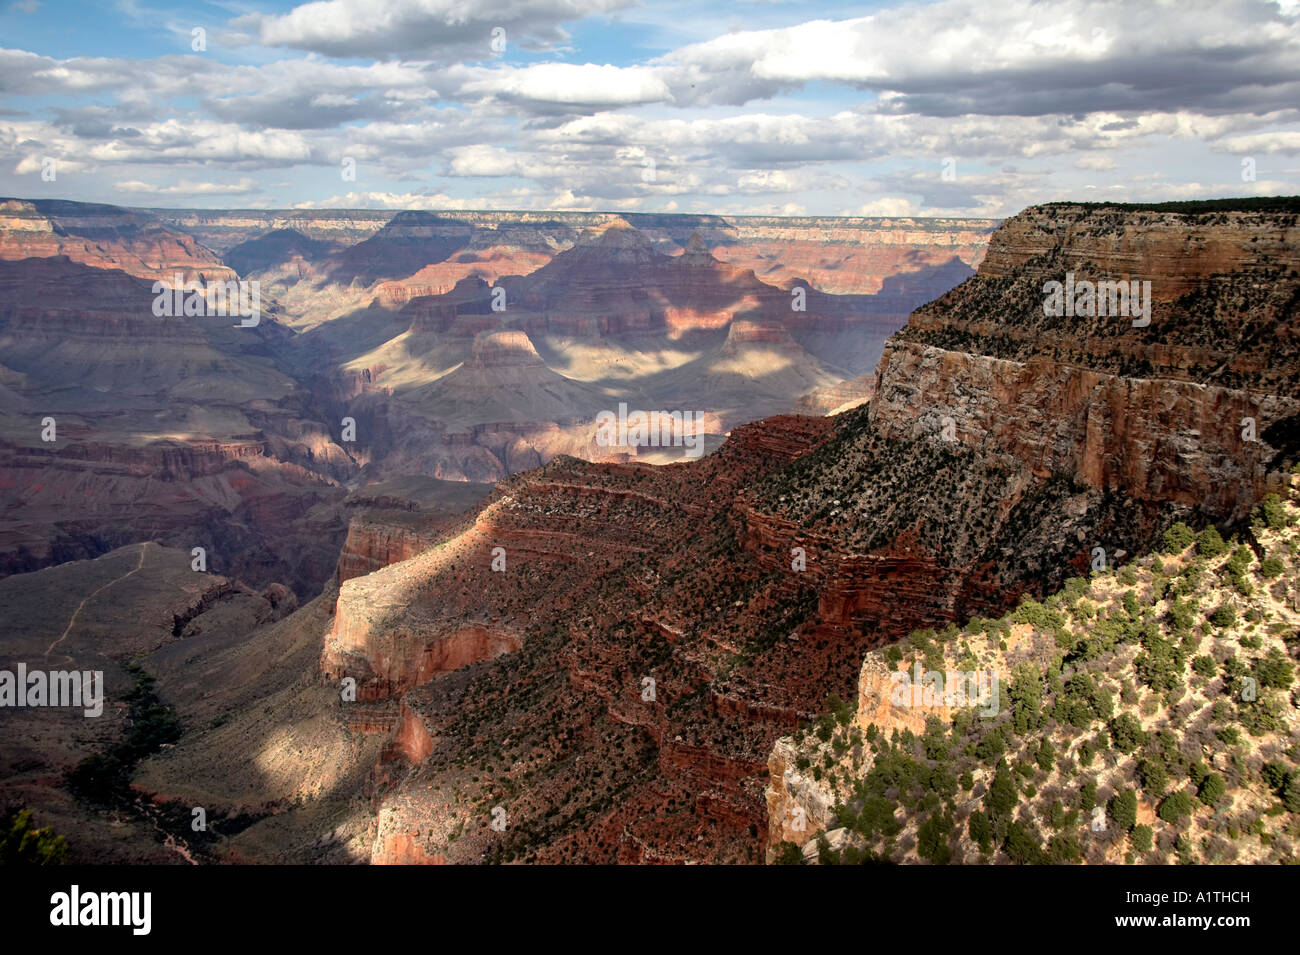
[[0, 0, 1297, 214], [457, 62, 672, 109], [852, 197, 917, 217], [1075, 155, 1118, 171], [113, 176, 261, 195], [1215, 130, 1300, 155], [290, 184, 624, 210], [238, 0, 633, 60], [653, 0, 1300, 116]]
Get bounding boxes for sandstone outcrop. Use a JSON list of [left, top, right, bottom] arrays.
[[0, 198, 236, 283]]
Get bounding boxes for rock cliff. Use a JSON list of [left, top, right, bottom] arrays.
[[303, 199, 1299, 864], [762, 198, 1300, 864]]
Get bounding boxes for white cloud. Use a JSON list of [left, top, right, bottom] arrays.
[[1215, 130, 1300, 155], [1074, 155, 1118, 171], [458, 63, 672, 108], [240, 0, 633, 60], [113, 176, 261, 195], [652, 0, 1300, 115], [0, 0, 1297, 214], [853, 197, 917, 217]]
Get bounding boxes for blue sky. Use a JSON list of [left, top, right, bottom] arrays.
[[2, 0, 1298, 215]]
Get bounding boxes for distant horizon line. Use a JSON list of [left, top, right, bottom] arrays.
[[6, 194, 1297, 220], [0, 196, 1002, 223]]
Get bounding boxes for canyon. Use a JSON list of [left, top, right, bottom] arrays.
[[1, 197, 1296, 864], [0, 198, 991, 597]]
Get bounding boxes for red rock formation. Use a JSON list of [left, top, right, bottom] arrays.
[[335, 520, 440, 583], [0, 199, 236, 283], [468, 329, 544, 368], [372, 833, 447, 865], [722, 319, 801, 352], [871, 344, 1292, 520], [310, 200, 1298, 866]]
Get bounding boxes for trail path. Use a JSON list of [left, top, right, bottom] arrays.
[[43, 543, 148, 661]]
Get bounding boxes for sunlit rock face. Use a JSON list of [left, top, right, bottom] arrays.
[[0, 202, 988, 592]]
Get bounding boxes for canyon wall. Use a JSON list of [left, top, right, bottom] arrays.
[[65, 198, 1299, 866], [762, 199, 1300, 860], [149, 206, 995, 296], [309, 200, 1298, 865]]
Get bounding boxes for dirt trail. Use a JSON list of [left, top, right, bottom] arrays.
[[43, 542, 148, 661]]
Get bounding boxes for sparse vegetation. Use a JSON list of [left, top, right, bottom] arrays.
[[780, 475, 1300, 865], [0, 809, 68, 865]]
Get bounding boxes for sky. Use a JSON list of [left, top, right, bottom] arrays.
[[1, 0, 1298, 216]]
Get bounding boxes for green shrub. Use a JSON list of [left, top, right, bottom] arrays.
[[968, 810, 993, 852], [974, 726, 1007, 762], [1130, 824, 1153, 854], [1196, 527, 1228, 559], [917, 810, 953, 865], [1009, 663, 1045, 735], [1138, 756, 1169, 797], [1004, 820, 1044, 865], [1257, 648, 1295, 689], [1284, 776, 1300, 814], [1045, 829, 1082, 864], [1013, 598, 1047, 629], [0, 809, 68, 864], [1168, 598, 1197, 632], [1158, 790, 1196, 824], [772, 841, 805, 865], [1163, 523, 1196, 554], [1077, 741, 1094, 767], [826, 693, 854, 727], [985, 761, 1018, 818], [1036, 738, 1056, 771], [1110, 713, 1148, 753], [1110, 790, 1138, 831], [1136, 630, 1185, 692], [1259, 493, 1290, 531], [1080, 780, 1098, 812], [1225, 546, 1253, 577], [1209, 603, 1237, 629], [1197, 773, 1227, 807]]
